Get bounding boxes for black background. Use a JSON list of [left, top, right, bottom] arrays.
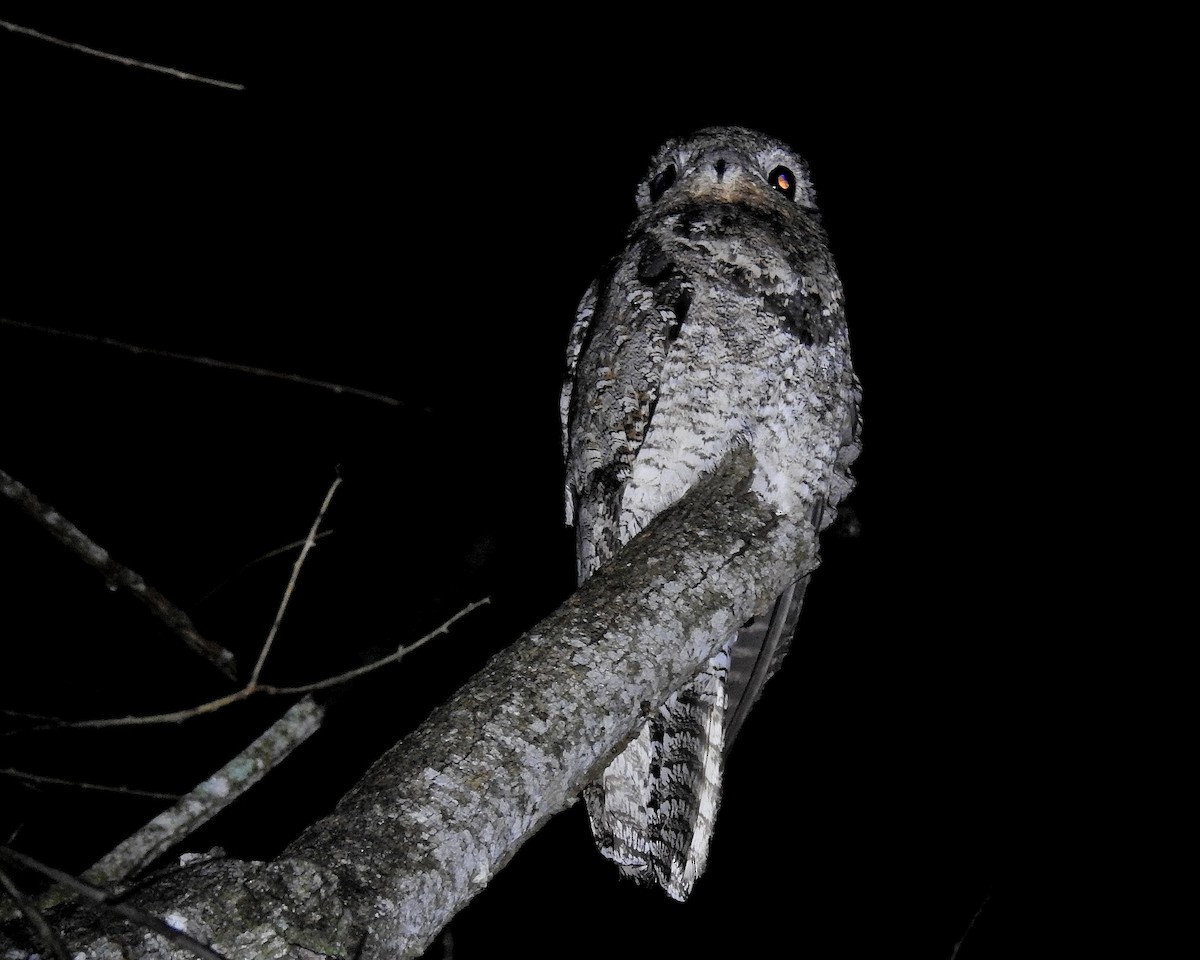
[[1, 13, 1071, 957]]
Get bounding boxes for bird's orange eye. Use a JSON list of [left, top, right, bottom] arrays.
[[768, 165, 796, 201]]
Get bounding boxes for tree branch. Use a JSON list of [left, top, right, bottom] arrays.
[[0, 847, 227, 960], [0, 864, 70, 960], [0, 20, 245, 91], [1, 768, 176, 801], [0, 446, 822, 959], [15, 600, 486, 731], [0, 699, 324, 929], [1, 318, 402, 407], [80, 697, 325, 893], [0, 467, 238, 681]]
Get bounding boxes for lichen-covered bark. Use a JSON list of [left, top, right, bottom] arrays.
[[0, 446, 818, 959], [289, 445, 818, 957]]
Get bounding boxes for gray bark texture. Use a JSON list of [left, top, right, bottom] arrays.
[[0, 446, 819, 959]]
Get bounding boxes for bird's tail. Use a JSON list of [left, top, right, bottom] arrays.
[[584, 644, 731, 901]]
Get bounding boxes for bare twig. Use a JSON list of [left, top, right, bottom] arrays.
[[194, 530, 334, 606], [4, 469, 480, 733], [81, 697, 325, 891], [0, 846, 228, 960], [2, 768, 177, 801], [255, 598, 491, 694], [0, 467, 238, 681], [1, 318, 403, 407], [15, 691, 248, 731], [1, 708, 70, 723], [0, 864, 71, 960], [0, 20, 244, 91], [950, 892, 991, 959], [249, 476, 341, 685], [18, 599, 489, 731]]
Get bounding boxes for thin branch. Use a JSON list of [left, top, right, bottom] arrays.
[[249, 476, 341, 685], [4, 454, 472, 734], [0, 467, 238, 681], [18, 599, 488, 730], [0, 446, 817, 957], [950, 892, 991, 959], [19, 691, 249, 731], [0, 20, 244, 91], [194, 530, 334, 607], [0, 846, 228, 960], [1, 708, 69, 722], [2, 768, 177, 801], [1, 317, 403, 407], [0, 864, 70, 960], [259, 598, 491, 695], [80, 698, 325, 892]]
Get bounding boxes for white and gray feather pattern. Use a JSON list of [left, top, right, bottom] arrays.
[[561, 126, 861, 900]]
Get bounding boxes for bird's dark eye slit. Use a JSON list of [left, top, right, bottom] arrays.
[[649, 164, 677, 202], [768, 165, 797, 201]]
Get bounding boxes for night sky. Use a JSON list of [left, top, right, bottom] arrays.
[[1, 15, 1065, 957]]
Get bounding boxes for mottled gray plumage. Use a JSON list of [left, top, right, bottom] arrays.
[[561, 127, 861, 900]]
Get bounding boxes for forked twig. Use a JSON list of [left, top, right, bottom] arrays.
[[249, 477, 341, 684], [9, 472, 488, 730], [253, 597, 489, 695], [194, 531, 334, 606], [30, 598, 489, 729]]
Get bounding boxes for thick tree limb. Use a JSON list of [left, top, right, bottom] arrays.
[[0, 446, 822, 959]]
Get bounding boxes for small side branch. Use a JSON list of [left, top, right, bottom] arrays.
[[1, 768, 176, 801], [249, 477, 341, 684], [194, 531, 333, 607], [0, 20, 245, 91], [0, 699, 324, 926], [0, 847, 228, 960], [0, 864, 70, 960], [1, 318, 403, 407], [0, 467, 237, 681], [81, 697, 325, 892], [24, 599, 488, 730], [950, 892, 991, 959]]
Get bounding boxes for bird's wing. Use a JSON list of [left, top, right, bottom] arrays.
[[724, 576, 809, 753]]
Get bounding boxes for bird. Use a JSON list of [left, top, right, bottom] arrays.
[[560, 126, 862, 901]]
